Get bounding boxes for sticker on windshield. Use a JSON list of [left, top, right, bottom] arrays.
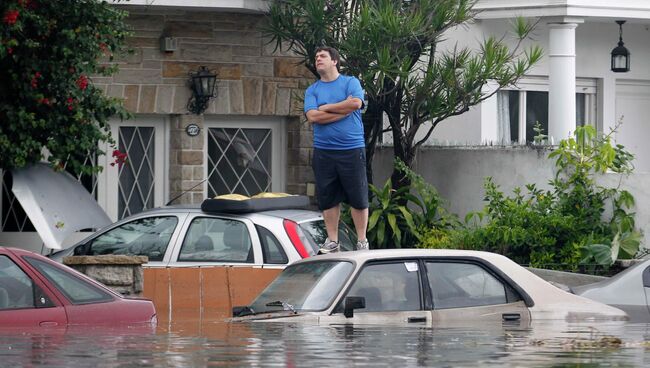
[[404, 262, 418, 272]]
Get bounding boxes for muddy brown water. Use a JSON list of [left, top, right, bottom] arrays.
[[1, 320, 649, 367]]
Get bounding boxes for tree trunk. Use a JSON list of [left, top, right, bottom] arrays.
[[363, 99, 382, 186], [390, 141, 416, 202]]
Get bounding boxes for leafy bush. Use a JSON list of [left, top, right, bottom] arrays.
[[1, 0, 131, 174], [419, 125, 643, 269], [355, 159, 459, 249]]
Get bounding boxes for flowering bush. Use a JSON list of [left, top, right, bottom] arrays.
[[0, 0, 131, 175]]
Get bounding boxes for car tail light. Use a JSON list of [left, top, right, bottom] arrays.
[[283, 219, 311, 258]]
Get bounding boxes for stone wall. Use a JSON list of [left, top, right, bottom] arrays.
[[96, 7, 315, 203], [63, 255, 148, 297]]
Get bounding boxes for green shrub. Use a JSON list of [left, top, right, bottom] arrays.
[[344, 158, 459, 249], [419, 125, 642, 270]]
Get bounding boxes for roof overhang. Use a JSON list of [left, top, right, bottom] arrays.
[[109, 0, 270, 13], [11, 164, 111, 250], [475, 0, 650, 21]]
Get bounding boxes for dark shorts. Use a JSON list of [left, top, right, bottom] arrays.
[[312, 148, 369, 210]]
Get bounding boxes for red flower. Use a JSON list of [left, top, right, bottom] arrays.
[[76, 75, 88, 90], [30, 72, 41, 88], [3, 10, 19, 25], [7, 48, 13, 55], [111, 149, 128, 169], [65, 97, 75, 111], [38, 97, 51, 105]]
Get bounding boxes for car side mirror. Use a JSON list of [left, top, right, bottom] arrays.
[[344, 296, 365, 318], [232, 305, 254, 318]]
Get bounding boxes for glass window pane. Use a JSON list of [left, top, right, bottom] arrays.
[[24, 257, 113, 304], [508, 90, 520, 143], [118, 126, 155, 219], [89, 216, 177, 261], [1, 171, 36, 232], [525, 91, 549, 143], [425, 262, 507, 309], [178, 217, 253, 263], [299, 220, 355, 252], [576, 93, 586, 127], [256, 225, 288, 264], [0, 255, 35, 309], [250, 261, 354, 312], [345, 262, 421, 312], [207, 127, 272, 198]]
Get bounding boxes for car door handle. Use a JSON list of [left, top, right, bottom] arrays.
[[39, 321, 59, 327], [407, 316, 427, 323], [502, 313, 521, 321]]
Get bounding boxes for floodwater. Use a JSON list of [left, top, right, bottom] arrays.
[[1, 320, 649, 367]]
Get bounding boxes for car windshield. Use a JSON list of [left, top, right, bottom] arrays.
[[249, 261, 354, 313], [300, 221, 355, 252]]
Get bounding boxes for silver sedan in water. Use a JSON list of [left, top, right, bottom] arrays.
[[232, 249, 628, 324], [573, 257, 650, 322]]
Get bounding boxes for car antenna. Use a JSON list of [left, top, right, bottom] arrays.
[[165, 178, 208, 206]]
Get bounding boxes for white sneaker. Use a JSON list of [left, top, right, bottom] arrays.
[[318, 238, 340, 254], [356, 239, 369, 250]]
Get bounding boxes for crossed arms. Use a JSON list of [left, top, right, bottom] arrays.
[[306, 96, 363, 124]]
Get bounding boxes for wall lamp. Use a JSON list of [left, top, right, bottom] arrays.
[[611, 20, 630, 73], [187, 66, 217, 115]]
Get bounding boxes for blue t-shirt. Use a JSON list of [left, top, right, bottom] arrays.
[[304, 75, 365, 150]]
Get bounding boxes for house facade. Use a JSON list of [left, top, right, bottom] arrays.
[[376, 0, 650, 248], [1, 0, 318, 252], [2, 0, 650, 252]]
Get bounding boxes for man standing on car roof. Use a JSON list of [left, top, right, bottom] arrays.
[[304, 46, 369, 253]]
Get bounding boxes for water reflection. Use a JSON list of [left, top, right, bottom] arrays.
[[0, 321, 648, 367]]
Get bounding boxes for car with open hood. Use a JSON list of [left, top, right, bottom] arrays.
[[0, 247, 157, 327], [232, 249, 628, 324]]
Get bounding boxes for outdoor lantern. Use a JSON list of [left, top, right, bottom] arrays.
[[187, 66, 217, 115], [611, 20, 630, 73]]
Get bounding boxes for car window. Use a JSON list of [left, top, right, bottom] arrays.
[[343, 262, 421, 313], [88, 216, 178, 261], [299, 220, 355, 252], [178, 217, 253, 263], [0, 255, 36, 310], [250, 261, 354, 313], [256, 225, 288, 264], [23, 257, 113, 304], [425, 262, 508, 309]]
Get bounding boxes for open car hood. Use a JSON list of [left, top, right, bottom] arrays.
[[11, 163, 111, 250]]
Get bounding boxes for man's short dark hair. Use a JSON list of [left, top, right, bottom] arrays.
[[315, 46, 340, 71]]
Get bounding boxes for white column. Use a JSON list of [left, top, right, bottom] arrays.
[[548, 22, 578, 143]]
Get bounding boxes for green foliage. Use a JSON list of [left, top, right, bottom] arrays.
[[532, 121, 547, 145], [265, 0, 542, 189], [419, 125, 643, 269], [0, 0, 131, 174], [363, 158, 459, 249]]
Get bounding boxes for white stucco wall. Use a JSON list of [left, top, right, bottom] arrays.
[[373, 146, 650, 250]]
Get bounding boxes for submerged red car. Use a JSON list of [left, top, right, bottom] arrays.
[[0, 247, 157, 328]]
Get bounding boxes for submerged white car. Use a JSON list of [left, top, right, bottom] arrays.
[[232, 249, 627, 324]]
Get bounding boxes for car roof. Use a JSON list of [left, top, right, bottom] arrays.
[[293, 248, 518, 264], [131, 205, 322, 222]]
